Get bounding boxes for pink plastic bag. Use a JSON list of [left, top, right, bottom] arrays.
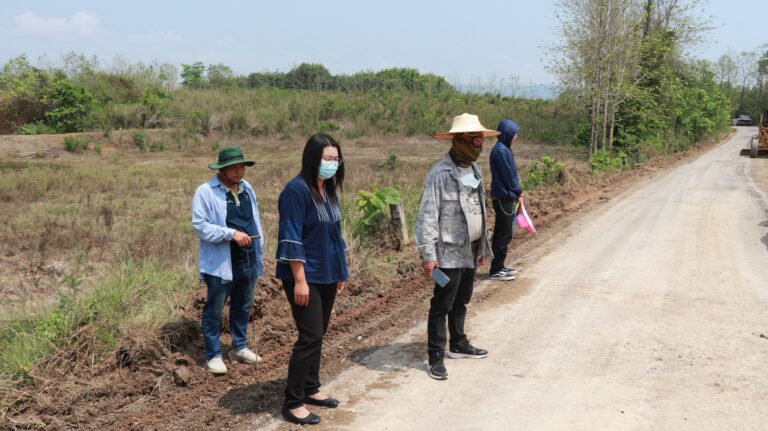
[[515, 201, 537, 236]]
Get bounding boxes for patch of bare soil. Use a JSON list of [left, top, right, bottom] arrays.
[[1, 135, 728, 431]]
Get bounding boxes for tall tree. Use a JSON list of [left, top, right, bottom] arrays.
[[551, 0, 643, 154], [206, 63, 235, 88], [552, 0, 722, 154], [735, 51, 758, 113], [758, 49, 768, 110], [180, 62, 205, 88]]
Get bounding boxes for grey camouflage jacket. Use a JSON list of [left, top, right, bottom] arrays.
[[414, 155, 493, 268]]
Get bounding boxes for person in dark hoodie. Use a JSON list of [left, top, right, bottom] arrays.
[[489, 119, 523, 281]]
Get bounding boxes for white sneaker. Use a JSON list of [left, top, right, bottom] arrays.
[[228, 347, 263, 364], [205, 356, 227, 374]]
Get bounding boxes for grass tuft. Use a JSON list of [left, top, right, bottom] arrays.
[[0, 259, 196, 411]]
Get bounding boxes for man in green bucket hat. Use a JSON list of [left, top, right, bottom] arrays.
[[192, 146, 264, 374]]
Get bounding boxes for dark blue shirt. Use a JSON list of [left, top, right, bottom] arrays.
[[225, 185, 261, 270], [275, 176, 348, 284]]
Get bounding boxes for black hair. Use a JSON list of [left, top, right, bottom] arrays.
[[300, 133, 344, 205]]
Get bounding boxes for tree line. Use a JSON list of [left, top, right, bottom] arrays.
[[0, 53, 176, 134], [711, 46, 768, 120], [180, 61, 456, 94], [2, 9, 758, 162], [0, 56, 458, 135], [550, 0, 737, 157]]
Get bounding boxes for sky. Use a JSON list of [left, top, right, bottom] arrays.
[[1, 0, 766, 91]]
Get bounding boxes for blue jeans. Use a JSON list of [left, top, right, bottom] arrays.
[[201, 261, 258, 360]]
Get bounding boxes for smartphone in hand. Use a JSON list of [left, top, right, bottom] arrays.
[[432, 268, 450, 287]]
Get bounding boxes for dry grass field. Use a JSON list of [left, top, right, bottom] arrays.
[[0, 129, 583, 315]]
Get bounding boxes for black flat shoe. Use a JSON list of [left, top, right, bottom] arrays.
[[282, 406, 321, 425], [304, 396, 340, 408]]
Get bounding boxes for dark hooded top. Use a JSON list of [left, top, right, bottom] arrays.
[[489, 119, 523, 200]]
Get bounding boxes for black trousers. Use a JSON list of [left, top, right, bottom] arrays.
[[282, 279, 337, 409], [491, 198, 517, 274], [427, 267, 475, 354]]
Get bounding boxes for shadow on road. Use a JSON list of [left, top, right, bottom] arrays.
[[218, 378, 286, 418], [739, 149, 768, 157], [348, 341, 427, 373]]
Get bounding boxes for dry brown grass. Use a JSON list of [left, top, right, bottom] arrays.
[[0, 130, 589, 315]]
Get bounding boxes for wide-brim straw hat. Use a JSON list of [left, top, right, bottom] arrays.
[[433, 113, 501, 139], [208, 146, 255, 169]]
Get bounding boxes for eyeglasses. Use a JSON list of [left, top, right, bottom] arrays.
[[461, 133, 484, 141], [322, 157, 343, 165]]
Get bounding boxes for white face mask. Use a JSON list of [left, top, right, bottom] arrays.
[[460, 173, 480, 189]]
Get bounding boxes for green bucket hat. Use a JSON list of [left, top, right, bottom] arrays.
[[208, 146, 255, 170]]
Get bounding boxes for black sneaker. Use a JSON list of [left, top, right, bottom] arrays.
[[502, 267, 518, 276], [447, 342, 488, 359], [427, 353, 448, 380], [489, 270, 515, 281]]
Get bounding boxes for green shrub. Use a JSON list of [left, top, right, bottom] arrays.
[[33, 290, 78, 342], [570, 121, 591, 147], [315, 120, 340, 132], [344, 128, 365, 139], [149, 140, 165, 152], [141, 87, 170, 120], [319, 98, 340, 120], [353, 185, 401, 238], [42, 77, 94, 133], [250, 123, 269, 137], [132, 131, 147, 151], [588, 150, 626, 172], [63, 135, 88, 153], [378, 152, 398, 171], [225, 109, 249, 134], [522, 155, 564, 189], [16, 121, 56, 135], [103, 103, 142, 129], [172, 127, 187, 149], [187, 109, 210, 135]]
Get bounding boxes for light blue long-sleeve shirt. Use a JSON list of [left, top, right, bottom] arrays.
[[192, 175, 264, 282]]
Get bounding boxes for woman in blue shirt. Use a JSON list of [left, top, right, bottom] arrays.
[[276, 133, 348, 425]]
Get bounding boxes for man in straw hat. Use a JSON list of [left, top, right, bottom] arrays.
[[192, 146, 264, 374], [415, 113, 496, 380]]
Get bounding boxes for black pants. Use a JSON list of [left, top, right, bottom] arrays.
[[282, 279, 337, 409], [427, 267, 475, 354], [491, 198, 517, 274]]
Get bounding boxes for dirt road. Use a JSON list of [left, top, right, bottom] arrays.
[[260, 128, 768, 430]]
